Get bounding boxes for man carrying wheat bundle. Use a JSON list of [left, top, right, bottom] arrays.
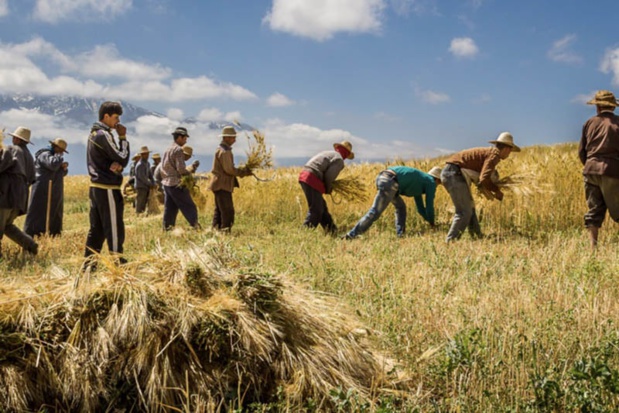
[[579, 90, 619, 248], [298, 140, 354, 235], [440, 132, 520, 242], [209, 125, 252, 232], [344, 166, 442, 239]]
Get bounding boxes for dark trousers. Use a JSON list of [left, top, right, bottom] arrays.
[[0, 208, 38, 256], [135, 187, 150, 213], [85, 187, 125, 257], [212, 190, 235, 230], [163, 185, 198, 230], [300, 182, 336, 232]]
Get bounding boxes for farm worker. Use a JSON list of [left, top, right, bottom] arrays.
[[133, 146, 156, 214], [150, 152, 161, 176], [0, 126, 38, 258], [578, 90, 619, 248], [209, 125, 251, 232], [298, 140, 354, 234], [83, 101, 130, 269], [440, 132, 520, 241], [161, 127, 200, 230], [344, 166, 442, 239], [24, 138, 69, 237]]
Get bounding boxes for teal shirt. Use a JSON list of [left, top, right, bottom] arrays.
[[388, 166, 436, 224]]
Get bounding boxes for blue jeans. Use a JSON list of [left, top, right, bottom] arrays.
[[441, 164, 481, 241], [347, 171, 406, 238]]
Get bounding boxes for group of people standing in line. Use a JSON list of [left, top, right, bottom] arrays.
[[0, 89, 617, 262]]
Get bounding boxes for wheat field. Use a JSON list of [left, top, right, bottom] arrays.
[[1, 142, 619, 412]]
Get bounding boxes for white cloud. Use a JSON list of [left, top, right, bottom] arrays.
[[224, 111, 242, 122], [571, 92, 596, 105], [415, 87, 451, 104], [0, 38, 257, 102], [197, 108, 223, 122], [390, 0, 438, 16], [373, 111, 400, 122], [449, 37, 479, 59], [33, 0, 133, 23], [0, 0, 9, 17], [267, 92, 295, 107], [548, 34, 582, 65], [0, 108, 90, 147], [264, 0, 385, 41], [601, 47, 619, 86], [166, 108, 184, 120]]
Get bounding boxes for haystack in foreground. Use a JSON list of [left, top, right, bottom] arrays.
[[0, 241, 405, 412]]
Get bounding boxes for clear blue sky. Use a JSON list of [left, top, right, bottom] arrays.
[[0, 0, 617, 162]]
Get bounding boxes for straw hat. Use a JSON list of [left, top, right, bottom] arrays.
[[132, 153, 140, 161], [587, 90, 619, 107], [152, 153, 161, 160], [333, 140, 355, 160], [182, 145, 193, 157], [172, 127, 190, 137], [427, 166, 442, 180], [49, 138, 69, 153], [8, 126, 32, 144], [220, 126, 237, 138], [139, 146, 151, 154], [488, 132, 521, 152]]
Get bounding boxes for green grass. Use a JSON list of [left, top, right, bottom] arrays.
[[2, 143, 619, 411]]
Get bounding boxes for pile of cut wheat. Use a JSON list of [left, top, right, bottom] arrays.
[[0, 241, 404, 411]]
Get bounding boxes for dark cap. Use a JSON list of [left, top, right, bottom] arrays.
[[172, 127, 189, 137]]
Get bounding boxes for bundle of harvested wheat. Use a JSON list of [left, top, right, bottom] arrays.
[[180, 174, 209, 209], [241, 130, 273, 178], [146, 188, 160, 214], [476, 172, 537, 200], [0, 242, 405, 412], [331, 176, 368, 203]]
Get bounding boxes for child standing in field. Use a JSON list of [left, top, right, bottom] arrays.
[[298, 141, 354, 235], [440, 132, 520, 241]]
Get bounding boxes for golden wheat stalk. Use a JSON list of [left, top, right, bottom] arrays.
[[331, 177, 368, 203], [242, 130, 273, 172]]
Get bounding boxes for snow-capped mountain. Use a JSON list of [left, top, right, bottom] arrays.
[[0, 94, 255, 131]]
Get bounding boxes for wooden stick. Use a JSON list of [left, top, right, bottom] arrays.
[[45, 179, 52, 234]]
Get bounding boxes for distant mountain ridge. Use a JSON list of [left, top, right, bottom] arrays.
[[0, 94, 255, 131]]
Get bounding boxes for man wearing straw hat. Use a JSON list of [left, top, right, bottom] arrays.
[[344, 166, 442, 239], [24, 138, 69, 237], [0, 126, 39, 257], [161, 127, 201, 230], [579, 90, 619, 248], [209, 125, 252, 232], [83, 101, 130, 269], [298, 140, 354, 234], [440, 132, 520, 241], [133, 145, 156, 214]]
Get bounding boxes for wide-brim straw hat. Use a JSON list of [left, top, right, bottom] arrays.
[[220, 125, 237, 138], [182, 145, 193, 157], [489, 132, 521, 152], [8, 126, 32, 144], [132, 153, 140, 161], [49, 138, 69, 153], [139, 146, 151, 154], [333, 140, 355, 160], [152, 153, 161, 160], [427, 166, 442, 180], [587, 90, 619, 107]]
